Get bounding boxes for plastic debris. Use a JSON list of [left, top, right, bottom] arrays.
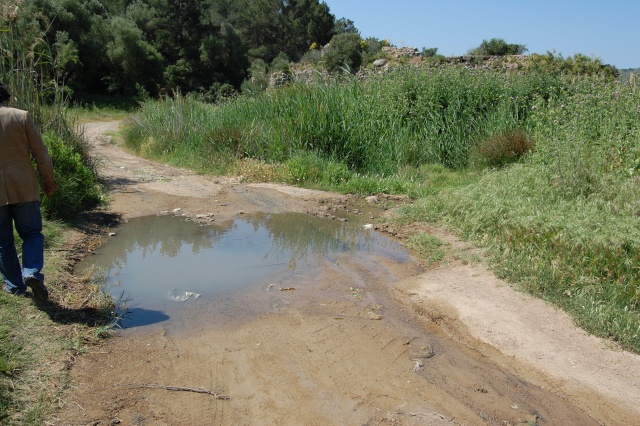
[[168, 289, 201, 302]]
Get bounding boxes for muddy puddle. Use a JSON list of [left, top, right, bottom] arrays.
[[74, 212, 600, 424], [76, 212, 412, 328]]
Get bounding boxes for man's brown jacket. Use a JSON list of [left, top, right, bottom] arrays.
[[0, 106, 55, 205]]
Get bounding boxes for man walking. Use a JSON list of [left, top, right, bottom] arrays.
[[0, 82, 57, 300]]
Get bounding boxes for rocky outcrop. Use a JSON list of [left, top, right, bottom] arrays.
[[381, 46, 420, 58], [268, 47, 531, 88]]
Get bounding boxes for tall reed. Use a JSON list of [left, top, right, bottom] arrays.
[[125, 67, 564, 174]]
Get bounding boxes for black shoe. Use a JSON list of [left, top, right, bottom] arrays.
[[2, 283, 27, 296], [25, 277, 49, 301]]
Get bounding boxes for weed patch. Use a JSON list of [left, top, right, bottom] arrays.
[[406, 233, 445, 267]]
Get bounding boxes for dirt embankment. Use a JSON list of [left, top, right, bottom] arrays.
[[52, 122, 640, 426]]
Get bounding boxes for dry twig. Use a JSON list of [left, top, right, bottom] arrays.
[[136, 383, 229, 400]]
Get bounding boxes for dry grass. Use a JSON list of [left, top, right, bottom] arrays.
[[233, 158, 290, 183], [473, 129, 536, 168]]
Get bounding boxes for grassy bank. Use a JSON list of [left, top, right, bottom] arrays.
[[0, 221, 115, 424], [123, 67, 640, 352], [400, 76, 640, 350]]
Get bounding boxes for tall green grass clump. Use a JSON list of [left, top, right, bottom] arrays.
[[124, 67, 563, 176], [402, 77, 640, 351]]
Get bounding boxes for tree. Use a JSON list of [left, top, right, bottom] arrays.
[[23, 0, 113, 93], [468, 38, 527, 56], [104, 16, 163, 95], [200, 22, 249, 88], [422, 47, 438, 58], [281, 0, 335, 61], [233, 0, 283, 62], [323, 32, 362, 72], [334, 17, 358, 35]]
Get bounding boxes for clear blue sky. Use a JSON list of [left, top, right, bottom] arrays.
[[322, 0, 640, 69]]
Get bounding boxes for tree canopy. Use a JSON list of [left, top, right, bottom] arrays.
[[3, 2, 614, 101], [2, 0, 339, 97]]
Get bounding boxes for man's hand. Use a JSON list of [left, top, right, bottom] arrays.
[[44, 182, 58, 197]]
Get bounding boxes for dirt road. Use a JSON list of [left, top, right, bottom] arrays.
[[53, 122, 640, 425]]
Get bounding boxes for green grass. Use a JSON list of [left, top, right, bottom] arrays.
[[121, 67, 640, 353], [124, 68, 563, 173], [0, 294, 64, 424], [399, 77, 640, 350], [0, 220, 117, 425], [68, 94, 139, 122], [406, 233, 446, 267]]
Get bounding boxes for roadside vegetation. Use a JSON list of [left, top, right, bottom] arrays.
[[123, 64, 640, 353], [1, 19, 112, 426]]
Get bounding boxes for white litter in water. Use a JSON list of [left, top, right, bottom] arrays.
[[167, 289, 201, 302], [363, 224, 374, 230]]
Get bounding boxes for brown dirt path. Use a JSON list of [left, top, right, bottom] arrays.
[[52, 122, 640, 425]]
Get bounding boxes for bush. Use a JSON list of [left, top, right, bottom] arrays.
[[527, 51, 618, 80], [361, 37, 387, 65], [241, 59, 270, 96], [421, 47, 439, 58], [469, 38, 527, 56], [41, 132, 103, 221], [323, 33, 363, 72], [473, 130, 535, 168]]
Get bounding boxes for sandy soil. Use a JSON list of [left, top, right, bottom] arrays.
[[52, 122, 640, 426]]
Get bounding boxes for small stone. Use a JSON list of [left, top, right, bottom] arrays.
[[365, 311, 383, 320]]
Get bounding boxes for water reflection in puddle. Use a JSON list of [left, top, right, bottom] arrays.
[[76, 213, 411, 328]]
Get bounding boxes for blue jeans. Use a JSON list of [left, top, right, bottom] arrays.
[[0, 201, 44, 293]]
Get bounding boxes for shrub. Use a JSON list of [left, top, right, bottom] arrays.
[[527, 51, 618, 80], [468, 38, 527, 56], [41, 132, 103, 221], [217, 83, 238, 101], [361, 37, 387, 65], [241, 59, 270, 96], [323, 33, 363, 72], [421, 47, 439, 58], [473, 130, 535, 168]]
